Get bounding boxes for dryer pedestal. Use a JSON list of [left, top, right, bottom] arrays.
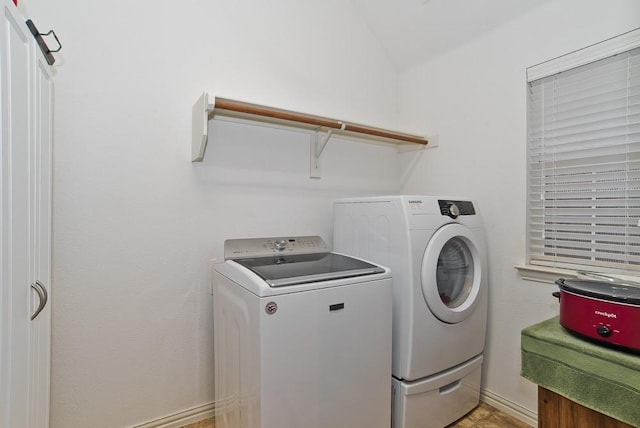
[[392, 355, 483, 428]]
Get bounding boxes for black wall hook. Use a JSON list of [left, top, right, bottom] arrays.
[[25, 19, 61, 65]]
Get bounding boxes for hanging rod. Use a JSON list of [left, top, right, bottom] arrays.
[[192, 93, 428, 162], [209, 97, 428, 144], [211, 97, 344, 131]]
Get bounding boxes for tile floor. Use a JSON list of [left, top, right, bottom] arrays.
[[182, 402, 532, 428], [448, 402, 531, 427]]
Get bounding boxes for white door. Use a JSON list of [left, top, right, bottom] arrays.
[[29, 28, 53, 428], [420, 224, 485, 324], [0, 1, 53, 426]]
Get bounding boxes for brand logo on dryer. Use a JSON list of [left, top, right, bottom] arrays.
[[408, 200, 423, 209]]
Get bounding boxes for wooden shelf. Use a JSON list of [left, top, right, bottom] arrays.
[[191, 93, 428, 170]]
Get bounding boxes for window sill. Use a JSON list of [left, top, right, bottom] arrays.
[[515, 264, 640, 285], [515, 265, 578, 284]]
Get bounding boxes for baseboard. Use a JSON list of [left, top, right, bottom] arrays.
[[130, 402, 214, 428], [130, 389, 534, 428], [480, 388, 538, 427]]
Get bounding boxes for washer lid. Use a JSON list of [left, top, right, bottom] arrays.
[[234, 252, 385, 287]]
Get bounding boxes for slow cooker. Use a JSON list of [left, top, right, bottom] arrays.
[[554, 278, 640, 352]]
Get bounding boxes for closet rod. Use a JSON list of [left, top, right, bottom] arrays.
[[208, 97, 428, 145], [343, 123, 426, 144]]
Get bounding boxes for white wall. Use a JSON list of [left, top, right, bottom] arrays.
[[398, 0, 640, 416], [22, 0, 640, 425], [22, 1, 401, 427]]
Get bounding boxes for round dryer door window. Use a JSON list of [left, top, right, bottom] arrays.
[[421, 223, 485, 324], [437, 237, 474, 308]]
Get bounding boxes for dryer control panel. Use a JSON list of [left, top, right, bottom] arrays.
[[438, 200, 476, 218]]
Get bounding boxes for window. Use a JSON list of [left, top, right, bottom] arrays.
[[526, 29, 640, 274]]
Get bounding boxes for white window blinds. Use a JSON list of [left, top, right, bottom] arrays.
[[527, 46, 640, 272]]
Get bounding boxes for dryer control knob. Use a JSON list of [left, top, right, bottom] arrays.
[[273, 239, 288, 251], [448, 203, 460, 219]]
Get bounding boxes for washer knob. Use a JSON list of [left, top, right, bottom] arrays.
[[448, 203, 460, 219], [273, 239, 288, 251]]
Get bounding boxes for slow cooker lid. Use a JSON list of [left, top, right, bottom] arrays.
[[556, 278, 640, 305]]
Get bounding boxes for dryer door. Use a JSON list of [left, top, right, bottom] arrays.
[[421, 224, 485, 324]]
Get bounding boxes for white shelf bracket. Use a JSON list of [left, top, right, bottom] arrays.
[[192, 92, 214, 162], [309, 123, 344, 178]]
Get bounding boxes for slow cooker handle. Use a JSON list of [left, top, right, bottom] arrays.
[[552, 278, 565, 299]]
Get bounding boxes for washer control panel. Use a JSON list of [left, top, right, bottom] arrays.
[[225, 236, 329, 260]]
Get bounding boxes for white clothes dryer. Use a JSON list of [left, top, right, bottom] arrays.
[[333, 196, 488, 428], [212, 236, 392, 428]]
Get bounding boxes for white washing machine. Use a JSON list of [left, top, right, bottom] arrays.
[[333, 196, 488, 428], [212, 236, 392, 428]]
